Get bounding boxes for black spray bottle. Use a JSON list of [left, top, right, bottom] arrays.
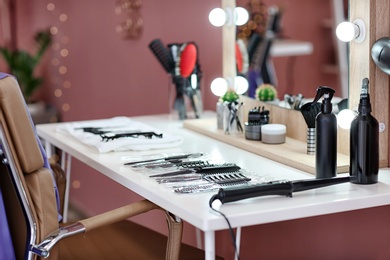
[[350, 78, 379, 184], [311, 87, 337, 179]]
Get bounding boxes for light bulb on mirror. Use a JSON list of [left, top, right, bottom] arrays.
[[234, 7, 249, 26], [209, 8, 226, 27], [336, 19, 366, 43], [209, 7, 249, 27], [210, 77, 228, 96], [337, 109, 356, 129], [234, 76, 248, 94]]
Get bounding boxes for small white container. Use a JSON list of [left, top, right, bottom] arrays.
[[261, 124, 286, 144]]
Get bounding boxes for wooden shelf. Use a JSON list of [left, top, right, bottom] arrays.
[[183, 117, 349, 175]]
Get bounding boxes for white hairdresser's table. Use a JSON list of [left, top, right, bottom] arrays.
[[36, 113, 390, 260]]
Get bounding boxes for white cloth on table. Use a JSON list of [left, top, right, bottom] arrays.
[[57, 117, 183, 153]]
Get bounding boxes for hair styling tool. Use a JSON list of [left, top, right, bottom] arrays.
[[124, 153, 203, 165], [148, 163, 241, 178], [371, 37, 390, 75], [100, 132, 162, 141], [300, 101, 321, 155], [179, 43, 197, 78], [210, 176, 351, 204], [148, 39, 175, 74]]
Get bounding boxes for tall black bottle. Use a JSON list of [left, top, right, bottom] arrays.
[[312, 87, 337, 179], [350, 78, 379, 184]]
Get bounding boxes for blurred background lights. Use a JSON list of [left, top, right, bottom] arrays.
[[50, 26, 58, 35], [54, 88, 62, 97], [47, 3, 55, 11], [59, 13, 68, 22], [60, 49, 69, 57]]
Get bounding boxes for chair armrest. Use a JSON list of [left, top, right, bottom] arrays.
[[32, 199, 157, 257], [78, 199, 159, 231], [31, 222, 85, 258]]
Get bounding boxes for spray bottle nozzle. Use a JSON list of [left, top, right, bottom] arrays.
[[312, 86, 335, 103], [361, 78, 369, 96], [359, 77, 371, 113], [308, 86, 335, 114]]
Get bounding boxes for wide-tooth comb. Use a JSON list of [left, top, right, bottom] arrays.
[[148, 39, 175, 73]]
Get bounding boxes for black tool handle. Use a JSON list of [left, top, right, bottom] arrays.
[[216, 181, 293, 204], [292, 176, 351, 192], [214, 177, 351, 204]]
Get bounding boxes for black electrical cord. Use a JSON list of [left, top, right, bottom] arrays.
[[209, 195, 240, 260]]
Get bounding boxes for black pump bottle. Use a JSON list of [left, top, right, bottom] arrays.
[[350, 78, 379, 184], [311, 87, 337, 179]]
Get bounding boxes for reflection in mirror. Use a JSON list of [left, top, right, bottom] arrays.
[[233, 0, 349, 111]]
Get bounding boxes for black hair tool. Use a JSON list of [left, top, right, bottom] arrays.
[[210, 176, 351, 204], [300, 101, 321, 155], [148, 39, 175, 74]]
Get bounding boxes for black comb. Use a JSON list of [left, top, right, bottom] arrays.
[[148, 39, 175, 73]]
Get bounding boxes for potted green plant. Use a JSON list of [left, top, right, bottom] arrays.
[[0, 29, 52, 104]]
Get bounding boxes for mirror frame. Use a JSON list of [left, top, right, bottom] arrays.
[[350, 0, 389, 167]]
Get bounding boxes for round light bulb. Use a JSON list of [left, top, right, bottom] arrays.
[[235, 7, 249, 26], [337, 109, 356, 129], [209, 8, 226, 27], [210, 77, 228, 96], [234, 76, 248, 94], [336, 21, 356, 42]]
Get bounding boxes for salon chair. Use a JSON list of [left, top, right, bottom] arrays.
[[0, 75, 217, 259]]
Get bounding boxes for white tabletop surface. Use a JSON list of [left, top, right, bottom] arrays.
[[36, 113, 390, 232]]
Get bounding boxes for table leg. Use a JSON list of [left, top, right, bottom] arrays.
[[61, 152, 72, 223], [43, 139, 52, 157], [235, 227, 241, 260], [196, 228, 203, 249], [204, 230, 215, 260]]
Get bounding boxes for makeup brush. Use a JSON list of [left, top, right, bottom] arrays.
[[148, 39, 175, 74], [300, 102, 321, 155]]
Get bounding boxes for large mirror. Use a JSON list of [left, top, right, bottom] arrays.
[[232, 0, 349, 104]]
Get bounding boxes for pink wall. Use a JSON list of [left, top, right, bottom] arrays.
[[4, 0, 390, 259], [7, 0, 342, 123]]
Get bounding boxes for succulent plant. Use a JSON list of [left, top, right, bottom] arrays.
[[221, 89, 239, 103], [256, 84, 278, 101]]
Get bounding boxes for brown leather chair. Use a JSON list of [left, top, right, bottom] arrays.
[[0, 75, 210, 259]]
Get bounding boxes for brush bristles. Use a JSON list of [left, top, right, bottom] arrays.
[[149, 39, 174, 73], [300, 102, 321, 128]]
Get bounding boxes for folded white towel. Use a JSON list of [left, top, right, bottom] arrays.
[[57, 117, 183, 153]]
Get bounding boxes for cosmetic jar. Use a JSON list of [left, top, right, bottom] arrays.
[[261, 124, 286, 144], [245, 123, 262, 140]]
